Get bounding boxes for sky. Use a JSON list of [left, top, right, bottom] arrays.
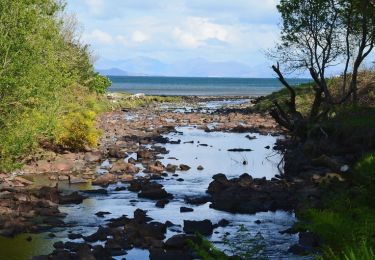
[[66, 0, 281, 76]]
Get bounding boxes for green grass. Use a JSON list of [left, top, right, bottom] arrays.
[[297, 153, 375, 259], [107, 93, 182, 110], [254, 83, 314, 114], [317, 107, 375, 149]]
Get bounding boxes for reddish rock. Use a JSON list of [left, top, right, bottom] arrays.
[[111, 161, 140, 174], [120, 174, 134, 182], [84, 152, 102, 163], [147, 161, 165, 174], [92, 174, 117, 186], [53, 160, 74, 172], [137, 150, 153, 159]]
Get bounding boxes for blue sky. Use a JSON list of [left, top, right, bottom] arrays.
[[66, 0, 281, 76]]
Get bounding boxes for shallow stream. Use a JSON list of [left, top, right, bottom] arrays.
[[1, 102, 310, 260]]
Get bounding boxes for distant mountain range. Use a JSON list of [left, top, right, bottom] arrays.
[[95, 56, 274, 78]]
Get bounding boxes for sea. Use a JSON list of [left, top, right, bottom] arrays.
[[108, 76, 311, 96]]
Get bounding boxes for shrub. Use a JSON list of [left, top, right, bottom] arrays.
[[89, 73, 111, 94], [54, 110, 100, 150], [0, 1, 111, 171]]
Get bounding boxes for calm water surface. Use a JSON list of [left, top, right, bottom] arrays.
[[109, 76, 311, 96]]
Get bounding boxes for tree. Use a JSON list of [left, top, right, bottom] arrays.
[[270, 0, 375, 136]]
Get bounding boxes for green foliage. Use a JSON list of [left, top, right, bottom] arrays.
[[89, 73, 111, 94], [0, 0, 111, 171], [323, 241, 375, 260], [188, 234, 231, 260], [188, 226, 267, 260], [356, 153, 375, 180], [318, 107, 375, 149], [254, 83, 314, 114], [298, 153, 375, 259], [53, 84, 106, 150]]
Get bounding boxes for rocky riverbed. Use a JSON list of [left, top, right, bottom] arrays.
[[0, 96, 319, 259]]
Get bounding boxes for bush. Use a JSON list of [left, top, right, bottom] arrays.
[[89, 73, 111, 94], [55, 111, 99, 150], [0, 1, 111, 172]]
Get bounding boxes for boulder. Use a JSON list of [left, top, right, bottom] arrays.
[[180, 207, 194, 213], [164, 234, 197, 249], [147, 161, 165, 174], [84, 226, 111, 242], [92, 174, 117, 186], [108, 145, 127, 159], [120, 174, 134, 182], [138, 150, 154, 160], [184, 196, 210, 205], [139, 187, 170, 200], [166, 164, 178, 173], [179, 164, 191, 171], [111, 161, 139, 174], [155, 199, 170, 208], [208, 174, 296, 214], [59, 192, 85, 205], [183, 220, 213, 236]]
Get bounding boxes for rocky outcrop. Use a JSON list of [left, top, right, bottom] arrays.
[[128, 179, 173, 200], [0, 186, 67, 237], [183, 219, 213, 235], [207, 173, 297, 213]]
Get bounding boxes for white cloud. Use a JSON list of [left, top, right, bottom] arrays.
[[66, 0, 282, 70], [173, 17, 230, 48], [131, 31, 148, 43], [84, 29, 113, 44], [114, 31, 148, 47]]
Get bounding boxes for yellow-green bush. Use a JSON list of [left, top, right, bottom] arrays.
[[55, 110, 100, 150], [52, 83, 106, 150]]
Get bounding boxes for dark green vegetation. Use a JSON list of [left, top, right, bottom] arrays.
[[262, 0, 375, 258], [298, 153, 375, 259], [253, 78, 375, 259], [253, 79, 375, 259], [188, 227, 266, 260]]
